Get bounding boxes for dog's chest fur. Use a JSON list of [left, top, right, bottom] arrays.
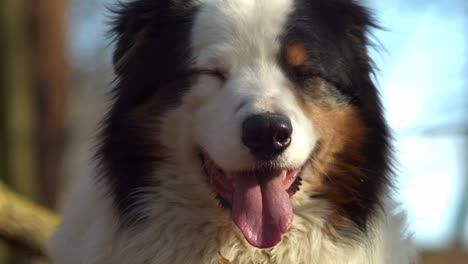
[[49, 175, 415, 264]]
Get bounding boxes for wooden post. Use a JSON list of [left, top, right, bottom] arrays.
[[28, 0, 70, 209], [1, 0, 36, 198], [1, 0, 37, 262]]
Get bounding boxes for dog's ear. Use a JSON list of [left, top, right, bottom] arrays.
[[310, 1, 389, 231], [100, 1, 198, 224], [317, 0, 379, 40], [111, 4, 146, 70], [308, 0, 379, 107], [110, 0, 169, 72], [108, 0, 197, 109], [319, 0, 379, 73]]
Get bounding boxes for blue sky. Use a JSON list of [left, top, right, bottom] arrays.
[[68, 0, 468, 248], [369, 0, 467, 248]]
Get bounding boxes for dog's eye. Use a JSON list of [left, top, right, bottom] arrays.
[[291, 66, 321, 81], [191, 69, 227, 82]]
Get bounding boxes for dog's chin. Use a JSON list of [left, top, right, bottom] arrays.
[[200, 152, 302, 249]]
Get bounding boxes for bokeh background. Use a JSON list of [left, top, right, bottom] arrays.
[[0, 0, 466, 263]]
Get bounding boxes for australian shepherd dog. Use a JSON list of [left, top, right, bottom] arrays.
[[50, 0, 417, 263]]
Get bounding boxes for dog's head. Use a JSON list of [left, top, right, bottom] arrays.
[[100, 0, 391, 249]]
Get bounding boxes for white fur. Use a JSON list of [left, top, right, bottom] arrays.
[[49, 0, 417, 263]]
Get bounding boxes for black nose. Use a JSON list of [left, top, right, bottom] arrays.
[[242, 113, 293, 160]]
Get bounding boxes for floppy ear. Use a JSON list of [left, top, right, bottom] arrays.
[[111, 2, 156, 70], [333, 1, 392, 231], [319, 0, 379, 80], [318, 0, 381, 111], [109, 0, 197, 109]]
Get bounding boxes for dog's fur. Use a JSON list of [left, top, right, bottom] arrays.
[[50, 0, 417, 263]]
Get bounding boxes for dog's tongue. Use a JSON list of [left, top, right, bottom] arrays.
[[230, 169, 292, 248]]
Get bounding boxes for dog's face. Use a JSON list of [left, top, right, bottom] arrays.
[[101, 0, 391, 249], [191, 0, 315, 173]]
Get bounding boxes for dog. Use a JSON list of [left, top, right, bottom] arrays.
[[49, 0, 417, 263]]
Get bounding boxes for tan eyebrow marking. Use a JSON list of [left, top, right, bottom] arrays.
[[284, 43, 309, 67]]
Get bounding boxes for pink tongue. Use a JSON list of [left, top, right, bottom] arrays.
[[231, 170, 293, 248]]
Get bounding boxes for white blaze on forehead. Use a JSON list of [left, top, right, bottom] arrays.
[[192, 0, 294, 66]]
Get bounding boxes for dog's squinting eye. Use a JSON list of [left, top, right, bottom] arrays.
[[191, 69, 227, 82], [291, 66, 321, 82]]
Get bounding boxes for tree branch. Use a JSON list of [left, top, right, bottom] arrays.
[[0, 182, 59, 257]]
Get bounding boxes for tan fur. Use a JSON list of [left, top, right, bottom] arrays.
[[285, 43, 310, 67], [287, 77, 370, 232]]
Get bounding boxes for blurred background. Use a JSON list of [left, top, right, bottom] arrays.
[[0, 0, 466, 263]]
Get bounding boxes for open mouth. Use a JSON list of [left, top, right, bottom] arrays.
[[201, 153, 302, 249]]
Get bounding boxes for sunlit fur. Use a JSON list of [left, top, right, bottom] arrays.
[[49, 0, 417, 263]]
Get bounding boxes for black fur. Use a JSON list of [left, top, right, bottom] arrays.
[[98, 0, 198, 225]]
